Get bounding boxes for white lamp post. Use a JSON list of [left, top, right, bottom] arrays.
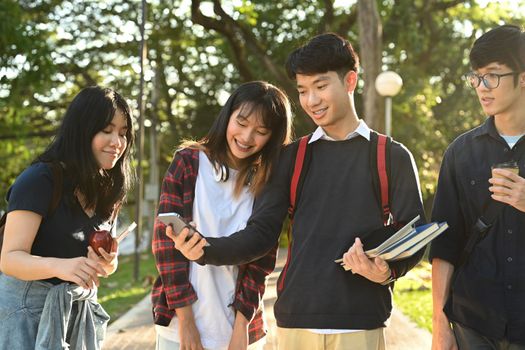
[[375, 71, 403, 136]]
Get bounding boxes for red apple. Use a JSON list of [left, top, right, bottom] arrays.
[[89, 230, 116, 256]]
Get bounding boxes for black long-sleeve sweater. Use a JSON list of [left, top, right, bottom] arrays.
[[203, 135, 426, 329]]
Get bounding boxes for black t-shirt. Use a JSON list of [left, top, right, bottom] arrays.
[[6, 162, 113, 284]]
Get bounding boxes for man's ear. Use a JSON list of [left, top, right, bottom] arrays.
[[344, 70, 358, 92], [520, 72, 525, 87]]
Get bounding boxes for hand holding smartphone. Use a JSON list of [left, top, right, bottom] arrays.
[[158, 212, 198, 238], [157, 212, 210, 248]]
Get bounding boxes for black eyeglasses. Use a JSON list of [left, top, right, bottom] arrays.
[[465, 71, 520, 89]]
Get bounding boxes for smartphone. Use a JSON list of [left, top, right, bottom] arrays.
[[158, 212, 198, 238]]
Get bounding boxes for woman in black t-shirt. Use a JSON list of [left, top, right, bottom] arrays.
[[0, 86, 135, 349]]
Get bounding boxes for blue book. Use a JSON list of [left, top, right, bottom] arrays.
[[375, 222, 448, 261], [336, 216, 448, 269], [387, 222, 449, 261], [364, 215, 421, 257]]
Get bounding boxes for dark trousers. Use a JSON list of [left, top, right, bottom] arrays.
[[452, 322, 525, 350]]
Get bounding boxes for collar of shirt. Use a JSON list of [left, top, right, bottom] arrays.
[[308, 119, 371, 144], [473, 116, 501, 141], [473, 116, 525, 148]]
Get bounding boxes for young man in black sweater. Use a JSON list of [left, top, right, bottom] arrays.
[[170, 33, 425, 350], [430, 25, 525, 350]]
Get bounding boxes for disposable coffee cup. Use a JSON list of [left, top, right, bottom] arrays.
[[491, 161, 519, 178]]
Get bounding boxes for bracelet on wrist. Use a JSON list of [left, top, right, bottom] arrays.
[[380, 268, 397, 285]]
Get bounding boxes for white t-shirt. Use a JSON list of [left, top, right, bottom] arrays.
[[156, 151, 259, 349]]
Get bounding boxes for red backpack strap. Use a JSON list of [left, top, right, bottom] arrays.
[[279, 135, 310, 293], [376, 134, 391, 225], [288, 135, 310, 218]]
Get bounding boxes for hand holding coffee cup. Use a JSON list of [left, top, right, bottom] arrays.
[[489, 161, 525, 212], [491, 161, 519, 179], [489, 161, 520, 199]]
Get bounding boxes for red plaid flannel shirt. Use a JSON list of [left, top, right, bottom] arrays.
[[151, 148, 277, 344]]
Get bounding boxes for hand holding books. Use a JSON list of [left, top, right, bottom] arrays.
[[335, 215, 448, 271], [340, 237, 393, 284]]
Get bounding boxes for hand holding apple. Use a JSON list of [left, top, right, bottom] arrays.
[[89, 230, 117, 257], [88, 229, 118, 276]]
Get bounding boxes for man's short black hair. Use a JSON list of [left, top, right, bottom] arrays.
[[470, 24, 525, 74], [285, 32, 360, 80]]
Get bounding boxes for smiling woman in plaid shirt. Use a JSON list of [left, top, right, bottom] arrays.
[[151, 81, 292, 350]]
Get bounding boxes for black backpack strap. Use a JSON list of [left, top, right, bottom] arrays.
[[48, 161, 64, 215], [457, 199, 505, 268]]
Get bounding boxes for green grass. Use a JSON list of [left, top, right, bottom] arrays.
[[392, 261, 432, 332], [98, 252, 157, 323]]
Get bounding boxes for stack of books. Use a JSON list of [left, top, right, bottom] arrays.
[[335, 215, 448, 270]]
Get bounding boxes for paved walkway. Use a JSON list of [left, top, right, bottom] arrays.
[[102, 249, 431, 349]]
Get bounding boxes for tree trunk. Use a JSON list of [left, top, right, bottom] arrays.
[[358, 0, 383, 132]]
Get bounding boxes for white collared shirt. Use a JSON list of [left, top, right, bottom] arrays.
[[308, 119, 371, 144]]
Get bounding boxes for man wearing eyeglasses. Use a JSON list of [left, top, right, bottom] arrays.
[[430, 25, 525, 349]]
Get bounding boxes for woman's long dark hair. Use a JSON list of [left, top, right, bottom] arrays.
[[37, 86, 135, 220], [183, 81, 292, 197]]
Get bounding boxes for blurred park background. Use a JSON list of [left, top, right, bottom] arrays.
[[3, 0, 524, 219], [1, 1, 524, 327]]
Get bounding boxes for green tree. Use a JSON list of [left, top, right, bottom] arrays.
[[1, 0, 62, 201], [379, 0, 520, 205], [1, 0, 522, 215]]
